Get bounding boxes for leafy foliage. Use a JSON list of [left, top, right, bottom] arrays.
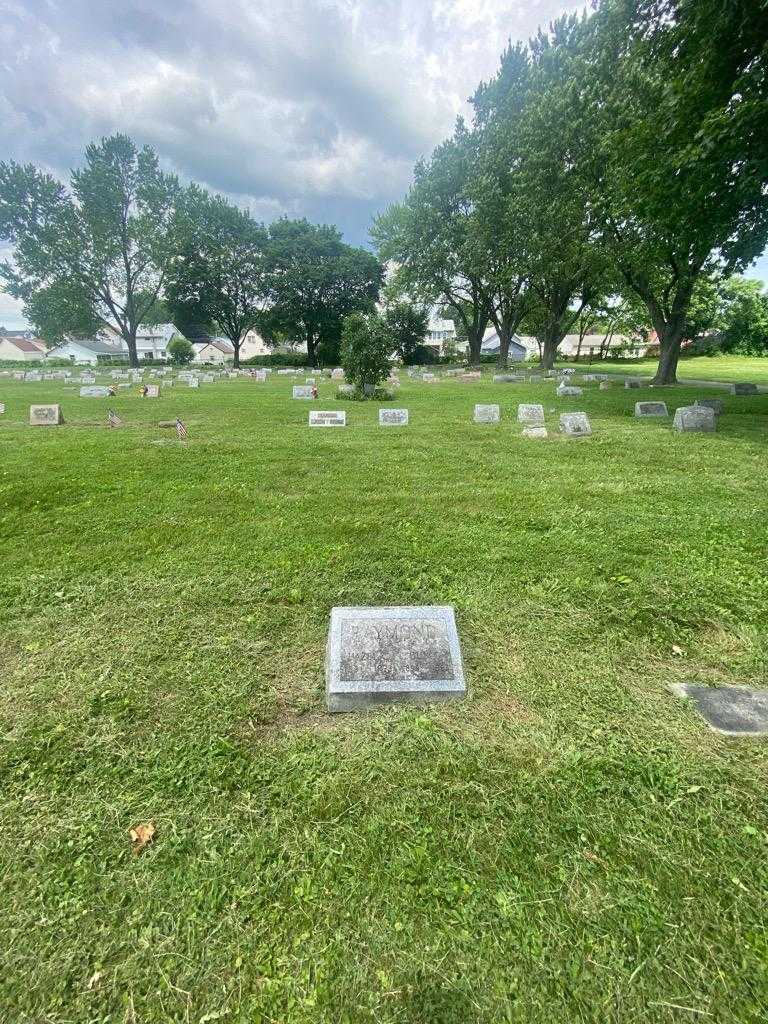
[[340, 312, 392, 392], [382, 301, 429, 364], [167, 335, 194, 365]]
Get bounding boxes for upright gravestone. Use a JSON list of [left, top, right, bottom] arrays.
[[331, 368, 345, 381], [254, 370, 267, 382], [144, 384, 160, 398], [695, 398, 723, 415], [474, 404, 500, 424], [379, 408, 409, 427], [517, 403, 545, 426], [559, 412, 592, 437], [80, 385, 111, 398], [625, 379, 642, 389], [731, 382, 758, 395], [30, 404, 64, 426], [293, 385, 315, 400], [557, 383, 583, 397], [309, 410, 346, 427], [599, 381, 613, 390], [326, 605, 466, 712], [673, 405, 715, 433], [0, 402, 5, 414], [634, 401, 668, 417]]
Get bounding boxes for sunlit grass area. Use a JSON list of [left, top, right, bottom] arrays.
[[1, 369, 767, 1022], [562, 354, 768, 386]]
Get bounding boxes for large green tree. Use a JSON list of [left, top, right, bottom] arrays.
[[381, 300, 429, 364], [575, 0, 768, 382], [262, 219, 382, 367], [166, 188, 270, 368], [0, 134, 182, 367]]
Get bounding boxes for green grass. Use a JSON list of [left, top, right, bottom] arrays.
[[1, 369, 768, 1023], [561, 354, 768, 386]]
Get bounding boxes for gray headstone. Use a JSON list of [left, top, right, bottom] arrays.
[[731, 382, 758, 395], [670, 683, 768, 736], [673, 405, 715, 433], [557, 384, 583, 397], [79, 385, 111, 398], [379, 408, 409, 426], [528, 374, 543, 383], [695, 398, 724, 415], [331, 368, 345, 380], [625, 380, 642, 389], [309, 410, 345, 427], [599, 381, 613, 390], [522, 426, 548, 439], [517, 403, 545, 426], [634, 401, 668, 417], [493, 374, 524, 383], [188, 378, 199, 388], [254, 370, 267, 382], [144, 384, 160, 398], [30, 404, 63, 426], [338, 384, 356, 395], [326, 605, 466, 712], [559, 412, 592, 436], [474, 404, 500, 424], [293, 385, 315, 399]]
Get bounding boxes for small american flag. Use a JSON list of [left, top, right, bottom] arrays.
[[107, 409, 122, 428], [175, 417, 188, 441]]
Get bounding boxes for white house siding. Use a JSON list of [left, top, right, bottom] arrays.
[[0, 338, 45, 361]]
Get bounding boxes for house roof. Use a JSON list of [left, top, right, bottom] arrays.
[[55, 337, 124, 354], [5, 337, 44, 353]]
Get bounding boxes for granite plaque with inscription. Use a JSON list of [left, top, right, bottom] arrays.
[[474, 404, 500, 424], [559, 412, 592, 436], [80, 385, 111, 398], [379, 408, 409, 426], [30, 404, 63, 426], [732, 382, 758, 395], [326, 606, 465, 712], [673, 405, 715, 433], [293, 385, 315, 399], [517, 403, 545, 426], [670, 683, 768, 736], [309, 410, 346, 427], [634, 401, 668, 417]]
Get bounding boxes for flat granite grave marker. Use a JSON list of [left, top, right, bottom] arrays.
[[326, 605, 466, 712], [670, 683, 768, 736], [559, 412, 592, 436], [30, 404, 63, 426], [634, 401, 668, 417], [293, 385, 315, 399], [474, 403, 500, 424], [517, 403, 545, 426], [522, 426, 548, 439], [379, 408, 409, 426], [557, 384, 583, 397], [625, 379, 642, 389], [673, 405, 715, 433], [80, 385, 111, 398], [309, 410, 346, 427]]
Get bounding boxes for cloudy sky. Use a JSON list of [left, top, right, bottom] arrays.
[[1, 0, 766, 329]]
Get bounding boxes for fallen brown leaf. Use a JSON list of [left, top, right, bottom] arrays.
[[129, 821, 156, 855]]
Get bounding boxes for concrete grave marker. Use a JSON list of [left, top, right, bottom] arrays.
[[557, 383, 583, 397], [517, 403, 545, 426], [144, 384, 160, 398], [30, 404, 63, 426], [293, 385, 315, 399], [559, 412, 592, 437], [599, 381, 613, 390], [337, 384, 356, 396], [634, 401, 668, 417], [731, 382, 758, 395], [673, 405, 715, 433], [309, 410, 346, 427], [379, 408, 409, 426], [0, 402, 5, 414], [474, 403, 500, 424], [625, 379, 642, 389], [188, 378, 199, 388], [695, 398, 724, 415], [522, 426, 548, 439], [80, 385, 111, 398], [254, 370, 267, 382], [670, 683, 768, 736], [331, 368, 345, 381], [326, 605, 465, 712]]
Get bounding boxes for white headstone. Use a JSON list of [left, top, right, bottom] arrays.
[[379, 408, 409, 426], [634, 401, 668, 417], [474, 404, 500, 424], [559, 412, 592, 436], [672, 405, 716, 433], [293, 385, 315, 399], [79, 385, 111, 398], [309, 410, 345, 427], [517, 403, 545, 426], [522, 426, 548, 439], [30, 404, 63, 426]]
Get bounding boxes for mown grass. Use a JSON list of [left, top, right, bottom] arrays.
[[561, 355, 768, 386], [1, 369, 767, 1023]]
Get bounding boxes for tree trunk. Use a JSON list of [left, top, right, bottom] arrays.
[[232, 340, 240, 369], [537, 327, 563, 370], [651, 324, 684, 384], [306, 331, 317, 368], [125, 329, 139, 369], [575, 334, 583, 363], [466, 328, 483, 367]]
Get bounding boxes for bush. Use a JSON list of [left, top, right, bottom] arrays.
[[168, 335, 194, 366], [340, 313, 391, 394], [243, 351, 307, 368]]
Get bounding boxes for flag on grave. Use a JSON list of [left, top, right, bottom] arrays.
[[107, 409, 122, 428], [175, 418, 188, 441]]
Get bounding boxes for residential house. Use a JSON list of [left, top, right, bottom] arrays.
[[239, 328, 308, 360], [44, 337, 123, 365], [422, 318, 457, 357], [192, 338, 235, 363], [0, 336, 46, 361], [480, 330, 530, 362]]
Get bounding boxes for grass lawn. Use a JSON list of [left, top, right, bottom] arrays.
[[561, 355, 768, 386], [1, 370, 767, 1023]]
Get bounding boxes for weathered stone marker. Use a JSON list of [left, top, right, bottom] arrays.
[[695, 398, 724, 415], [326, 605, 466, 712], [625, 379, 642, 389], [634, 401, 668, 417], [309, 410, 346, 427], [557, 383, 583, 397], [80, 385, 111, 398], [30, 404, 63, 426], [559, 412, 592, 436], [731, 382, 758, 395], [144, 384, 160, 398], [293, 385, 315, 399], [517, 403, 545, 426], [673, 405, 715, 433], [522, 426, 548, 439], [331, 368, 345, 381], [474, 403, 500, 424], [0, 402, 5, 414], [670, 683, 768, 736], [379, 408, 409, 426]]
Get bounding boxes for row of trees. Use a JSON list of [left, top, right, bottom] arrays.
[[373, 0, 768, 383], [0, 136, 383, 367]]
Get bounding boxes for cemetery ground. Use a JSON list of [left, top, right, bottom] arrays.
[[562, 355, 768, 388], [1, 371, 767, 1024]]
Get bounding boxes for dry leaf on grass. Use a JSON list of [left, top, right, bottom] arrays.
[[671, 645, 685, 656], [129, 821, 156, 854]]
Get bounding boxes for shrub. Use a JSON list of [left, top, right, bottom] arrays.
[[168, 335, 194, 366], [340, 313, 391, 394]]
